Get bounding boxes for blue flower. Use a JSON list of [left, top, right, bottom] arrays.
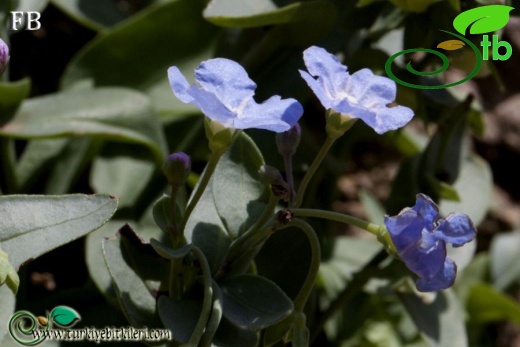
[[384, 194, 476, 292], [299, 46, 414, 134], [168, 58, 303, 133]]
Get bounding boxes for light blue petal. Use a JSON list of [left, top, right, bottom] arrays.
[[347, 69, 397, 106], [194, 58, 256, 111], [187, 86, 236, 127], [299, 70, 334, 109], [371, 105, 415, 134], [237, 96, 303, 132], [302, 46, 349, 100], [412, 194, 439, 226], [434, 213, 477, 247], [168, 66, 194, 103], [416, 257, 457, 292]]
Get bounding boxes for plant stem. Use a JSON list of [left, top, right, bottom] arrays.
[[181, 149, 223, 232], [292, 135, 337, 208], [283, 154, 296, 202], [228, 194, 278, 257], [187, 246, 213, 347], [291, 208, 382, 235], [290, 218, 321, 312]]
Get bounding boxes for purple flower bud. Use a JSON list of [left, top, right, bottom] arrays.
[[163, 152, 191, 187], [276, 123, 301, 157], [0, 38, 9, 75]]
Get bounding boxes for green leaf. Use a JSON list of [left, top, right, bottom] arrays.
[[51, 0, 131, 31], [204, 0, 335, 28], [150, 240, 193, 260], [49, 306, 81, 327], [399, 289, 468, 347], [61, 0, 218, 118], [453, 5, 514, 35], [14, 139, 69, 192], [158, 296, 202, 344], [0, 194, 117, 270], [439, 154, 492, 226], [90, 145, 156, 209], [359, 189, 385, 224], [184, 176, 231, 273], [0, 87, 166, 165], [212, 133, 269, 239], [490, 230, 520, 290], [220, 274, 293, 330], [213, 317, 259, 347], [102, 231, 163, 329], [466, 283, 520, 325], [0, 285, 16, 345], [256, 227, 312, 300], [0, 79, 31, 122]]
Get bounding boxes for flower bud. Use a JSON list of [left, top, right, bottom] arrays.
[[204, 118, 238, 154], [325, 111, 357, 139], [0, 38, 9, 75], [276, 123, 301, 157], [163, 152, 191, 187], [258, 165, 291, 202]]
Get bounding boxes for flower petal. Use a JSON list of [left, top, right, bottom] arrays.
[[384, 209, 422, 252], [434, 213, 477, 247], [237, 96, 303, 132], [401, 236, 447, 280], [372, 105, 415, 134], [412, 194, 439, 226], [299, 70, 334, 109], [194, 58, 256, 111], [416, 257, 457, 292], [187, 86, 236, 127], [347, 68, 397, 107], [168, 66, 195, 103], [302, 46, 349, 101]]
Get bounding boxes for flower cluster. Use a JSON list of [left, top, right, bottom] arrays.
[[168, 46, 414, 135], [384, 194, 476, 292]]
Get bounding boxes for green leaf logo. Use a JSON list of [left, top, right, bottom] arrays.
[[49, 306, 81, 327], [453, 5, 514, 35]]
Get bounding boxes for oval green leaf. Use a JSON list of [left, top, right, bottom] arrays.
[[0, 194, 117, 270], [212, 133, 269, 239], [0, 87, 166, 165], [453, 5, 514, 35], [220, 274, 293, 330], [50, 306, 81, 327]]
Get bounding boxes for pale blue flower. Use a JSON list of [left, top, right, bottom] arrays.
[[384, 194, 476, 292], [299, 46, 414, 134], [168, 58, 303, 132]]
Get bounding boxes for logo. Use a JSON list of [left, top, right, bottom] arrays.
[[9, 306, 81, 346], [385, 5, 514, 89], [9, 12, 42, 31], [8, 306, 172, 345]]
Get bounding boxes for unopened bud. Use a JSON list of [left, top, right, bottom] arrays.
[[37, 317, 48, 326], [276, 123, 301, 157], [163, 152, 191, 187], [258, 165, 291, 202], [0, 38, 9, 75]]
